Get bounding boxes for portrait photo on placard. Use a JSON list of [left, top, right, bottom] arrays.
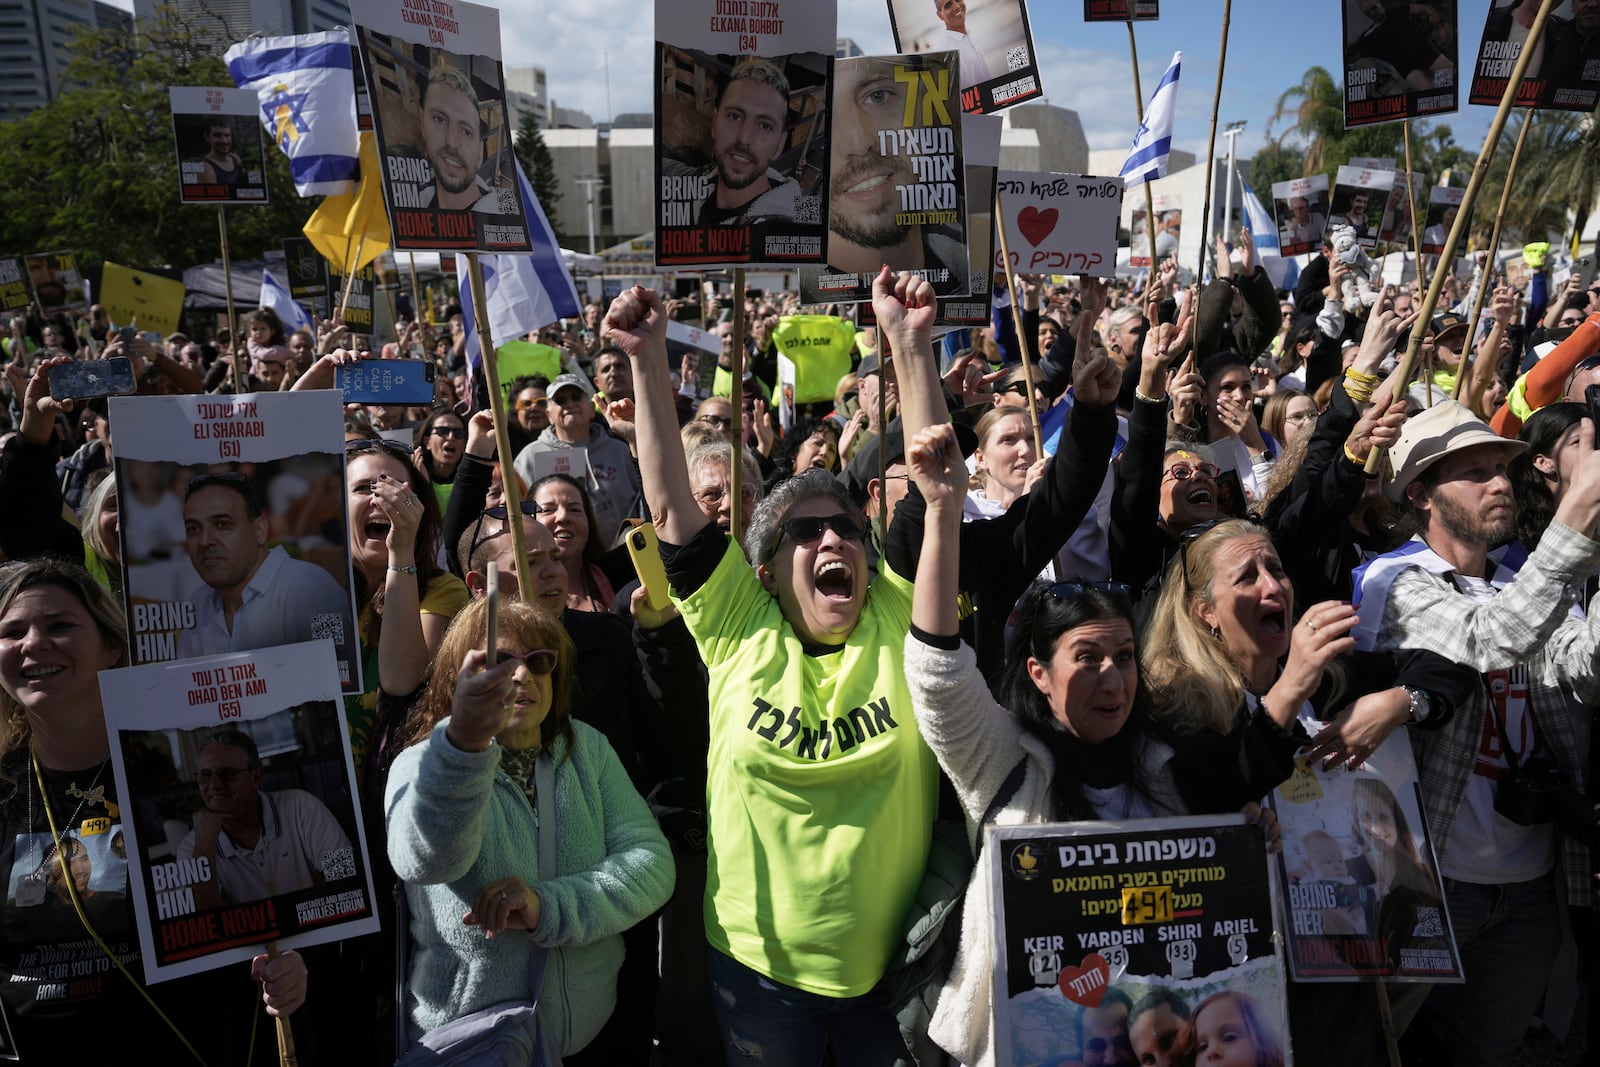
[[886, 0, 1044, 114]]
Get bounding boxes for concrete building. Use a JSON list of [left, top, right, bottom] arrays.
[[543, 127, 654, 253], [999, 103, 1091, 175], [0, 0, 130, 115], [130, 0, 348, 50]]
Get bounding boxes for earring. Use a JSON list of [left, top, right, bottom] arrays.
[[1210, 625, 1221, 640]]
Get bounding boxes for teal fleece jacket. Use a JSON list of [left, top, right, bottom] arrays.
[[386, 719, 674, 1055]]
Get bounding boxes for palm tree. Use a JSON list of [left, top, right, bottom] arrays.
[[1266, 66, 1344, 175], [1474, 111, 1600, 250]]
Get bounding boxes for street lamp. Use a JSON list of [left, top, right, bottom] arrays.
[[1222, 121, 1247, 244], [575, 176, 605, 254]]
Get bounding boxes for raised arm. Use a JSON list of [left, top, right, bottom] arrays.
[[872, 266, 945, 442], [605, 286, 704, 545], [908, 423, 967, 637]]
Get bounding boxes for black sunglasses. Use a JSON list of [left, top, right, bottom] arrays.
[[492, 649, 558, 675], [998, 381, 1029, 397], [773, 513, 865, 552], [1047, 580, 1130, 600], [485, 502, 540, 520], [429, 425, 467, 439], [1176, 518, 1226, 585], [346, 438, 412, 459]]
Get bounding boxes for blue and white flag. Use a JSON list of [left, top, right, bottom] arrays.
[[259, 269, 313, 334], [458, 159, 583, 400], [1120, 52, 1181, 187], [1241, 178, 1298, 289], [226, 30, 359, 197]]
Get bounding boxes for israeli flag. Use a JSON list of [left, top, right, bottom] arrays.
[[458, 159, 584, 401], [1120, 52, 1181, 188], [259, 269, 314, 334], [226, 30, 359, 197], [1241, 178, 1298, 289]]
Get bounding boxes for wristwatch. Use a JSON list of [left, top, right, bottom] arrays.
[[1400, 686, 1432, 724]]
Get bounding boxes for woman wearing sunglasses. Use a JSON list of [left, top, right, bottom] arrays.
[[386, 597, 673, 1060], [413, 407, 469, 515], [606, 272, 941, 1063]]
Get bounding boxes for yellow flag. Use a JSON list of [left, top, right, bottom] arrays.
[[100, 262, 186, 336], [303, 131, 391, 275]]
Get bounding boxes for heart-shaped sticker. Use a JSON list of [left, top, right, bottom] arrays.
[[1017, 206, 1060, 246], [1057, 952, 1111, 1008]]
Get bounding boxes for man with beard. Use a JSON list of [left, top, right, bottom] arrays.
[[932, 0, 991, 91], [665, 57, 800, 227], [1353, 399, 1600, 1065], [418, 65, 512, 213], [196, 120, 244, 187]]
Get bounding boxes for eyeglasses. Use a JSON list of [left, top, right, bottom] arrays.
[[1163, 462, 1220, 483], [492, 648, 558, 675], [1285, 411, 1317, 424], [1047, 580, 1130, 600], [428, 425, 467, 439], [693, 485, 759, 508], [198, 767, 251, 784], [697, 414, 733, 429], [516, 397, 548, 411], [484, 502, 540, 520], [997, 381, 1029, 397], [1560, 316, 1585, 326], [773, 512, 865, 551]]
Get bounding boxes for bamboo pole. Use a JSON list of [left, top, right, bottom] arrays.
[[1195, 0, 1233, 280], [338, 236, 367, 323], [993, 189, 1045, 459], [1125, 19, 1162, 279], [1453, 114, 1534, 401], [1402, 122, 1424, 272], [729, 268, 747, 541], [264, 942, 298, 1067], [465, 252, 533, 597], [218, 205, 242, 394], [1366, 0, 1561, 473]]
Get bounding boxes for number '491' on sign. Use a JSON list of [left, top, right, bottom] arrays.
[[1121, 884, 1173, 925]]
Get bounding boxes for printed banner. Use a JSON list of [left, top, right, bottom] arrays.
[[667, 318, 724, 401], [1084, 0, 1158, 19], [108, 390, 363, 693], [654, 0, 835, 268], [352, 0, 534, 252], [169, 86, 269, 205], [940, 111, 1002, 326], [1130, 192, 1181, 269], [329, 263, 377, 334], [1272, 174, 1331, 258], [1378, 170, 1427, 246], [1328, 165, 1396, 250], [996, 170, 1122, 278], [1269, 730, 1463, 983], [799, 52, 968, 304], [1420, 185, 1465, 255], [989, 817, 1289, 1067], [100, 263, 187, 336], [101, 640, 379, 983], [1342, 0, 1458, 127], [1348, 156, 1397, 171], [0, 257, 29, 313], [281, 236, 330, 302], [1469, 0, 1600, 112], [23, 251, 84, 313], [887, 0, 1043, 114]]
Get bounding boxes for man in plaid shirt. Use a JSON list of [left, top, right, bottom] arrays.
[[1356, 399, 1600, 1065]]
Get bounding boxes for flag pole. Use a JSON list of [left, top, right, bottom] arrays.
[[465, 251, 534, 597], [1402, 121, 1424, 277], [218, 205, 242, 394], [1195, 0, 1233, 282], [1366, 0, 1559, 474], [993, 189, 1045, 459], [1125, 19, 1162, 284], [338, 237, 367, 323], [1453, 114, 1533, 402], [729, 268, 747, 542], [407, 252, 422, 325]]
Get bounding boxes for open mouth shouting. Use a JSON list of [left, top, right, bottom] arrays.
[[815, 559, 855, 602]]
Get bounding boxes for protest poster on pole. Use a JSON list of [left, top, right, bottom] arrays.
[[168, 87, 269, 205], [798, 52, 968, 305], [1268, 730, 1463, 983], [1328, 165, 1395, 250], [653, 0, 835, 269], [101, 640, 379, 984], [100, 263, 187, 336], [1342, 0, 1458, 128], [351, 0, 534, 253], [1272, 174, 1331, 257], [887, 0, 1043, 115], [996, 171, 1122, 278], [108, 390, 363, 694], [1348, 156, 1397, 171], [328, 262, 377, 334], [1130, 193, 1181, 268], [1419, 185, 1465, 255], [1084, 0, 1158, 19], [281, 237, 330, 305], [989, 816, 1289, 1067], [23, 252, 84, 313], [668, 318, 724, 402], [1378, 170, 1426, 246], [1469, 0, 1600, 111], [0, 257, 29, 313], [939, 111, 1001, 326]]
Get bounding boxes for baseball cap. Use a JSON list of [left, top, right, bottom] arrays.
[[548, 372, 595, 399], [1430, 312, 1469, 349], [1385, 398, 1527, 500]]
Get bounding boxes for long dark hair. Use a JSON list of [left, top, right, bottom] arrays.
[[1511, 402, 1584, 550], [530, 473, 607, 562], [998, 581, 1160, 819], [413, 406, 467, 484], [345, 439, 446, 643]]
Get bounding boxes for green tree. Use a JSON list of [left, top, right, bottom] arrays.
[[0, 6, 315, 272], [1248, 143, 1305, 193], [1474, 110, 1600, 251], [513, 108, 561, 220]]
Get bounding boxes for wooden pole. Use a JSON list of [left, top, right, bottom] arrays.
[[338, 237, 367, 323], [1195, 0, 1233, 281], [265, 942, 299, 1067], [1125, 19, 1163, 282], [407, 252, 422, 325], [1367, 0, 1561, 473], [993, 189, 1046, 459], [1453, 113, 1534, 401], [877, 328, 891, 543], [729, 267, 747, 542], [218, 205, 242, 394], [465, 252, 534, 598], [1402, 122, 1424, 277]]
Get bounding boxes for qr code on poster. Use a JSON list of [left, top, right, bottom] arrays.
[[793, 195, 820, 225], [1006, 45, 1029, 71], [321, 847, 356, 880], [496, 186, 520, 214], [311, 614, 345, 644]]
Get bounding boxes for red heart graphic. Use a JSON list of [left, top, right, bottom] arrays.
[[1017, 206, 1059, 246], [1057, 952, 1111, 1007]]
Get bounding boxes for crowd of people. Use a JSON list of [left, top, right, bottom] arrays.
[[0, 220, 1598, 1067]]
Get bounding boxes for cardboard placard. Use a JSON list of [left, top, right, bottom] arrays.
[[281, 237, 330, 302], [1328, 165, 1396, 250], [101, 640, 379, 983], [108, 390, 363, 694], [1130, 192, 1181, 269], [100, 263, 187, 336], [1272, 174, 1331, 258], [1378, 170, 1427, 246], [0, 257, 29, 313], [1084, 0, 1158, 19], [1342, 0, 1459, 128], [887, 0, 1043, 115], [352, 0, 534, 252], [1420, 185, 1466, 255], [940, 111, 1002, 326], [653, 0, 836, 269], [23, 251, 84, 313], [169, 86, 269, 205], [1469, 0, 1600, 112], [996, 170, 1123, 279], [329, 263, 377, 334]]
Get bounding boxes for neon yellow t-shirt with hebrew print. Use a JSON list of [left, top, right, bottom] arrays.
[[676, 538, 939, 998]]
